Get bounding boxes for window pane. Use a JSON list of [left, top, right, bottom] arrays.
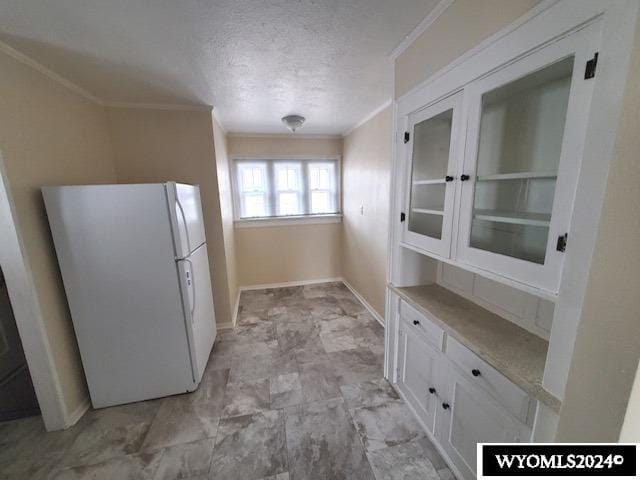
[[243, 168, 254, 189], [310, 169, 319, 189], [319, 169, 329, 188], [239, 164, 266, 192], [311, 191, 330, 213], [276, 164, 301, 191], [252, 168, 263, 188], [278, 192, 300, 216], [244, 194, 266, 217], [309, 163, 334, 190], [278, 169, 287, 190], [288, 169, 297, 189]]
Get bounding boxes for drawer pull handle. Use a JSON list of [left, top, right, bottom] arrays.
[[471, 369, 481, 377], [412, 320, 420, 326], [428, 387, 436, 394], [442, 402, 450, 410]]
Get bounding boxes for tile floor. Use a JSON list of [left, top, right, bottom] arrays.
[[0, 282, 453, 480]]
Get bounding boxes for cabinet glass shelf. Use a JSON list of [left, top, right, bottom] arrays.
[[413, 179, 447, 186], [475, 171, 558, 182], [412, 208, 445, 216], [473, 209, 551, 227]]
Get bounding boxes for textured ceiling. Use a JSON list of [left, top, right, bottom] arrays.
[[0, 0, 438, 134]]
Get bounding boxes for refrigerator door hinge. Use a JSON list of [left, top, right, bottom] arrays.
[[556, 233, 568, 252], [404, 131, 410, 143], [584, 52, 598, 79], [400, 212, 406, 222]]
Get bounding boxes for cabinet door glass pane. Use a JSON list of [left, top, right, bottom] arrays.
[[409, 212, 443, 239], [408, 109, 453, 239], [469, 57, 574, 264]]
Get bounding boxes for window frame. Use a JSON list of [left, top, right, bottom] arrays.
[[232, 155, 342, 226]]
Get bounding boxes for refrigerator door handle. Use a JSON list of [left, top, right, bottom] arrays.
[[176, 198, 191, 255], [185, 259, 196, 322]]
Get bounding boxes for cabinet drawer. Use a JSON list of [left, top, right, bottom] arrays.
[[399, 300, 444, 351], [445, 336, 531, 424]]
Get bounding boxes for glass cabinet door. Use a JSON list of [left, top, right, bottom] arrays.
[[469, 57, 573, 264], [457, 27, 597, 292], [403, 92, 462, 257]]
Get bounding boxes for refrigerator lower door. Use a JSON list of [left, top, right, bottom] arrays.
[[167, 182, 207, 259], [177, 243, 216, 381]]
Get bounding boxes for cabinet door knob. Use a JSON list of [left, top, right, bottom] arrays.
[[472, 369, 481, 377], [442, 402, 450, 410], [460, 174, 470, 181], [445, 175, 454, 182], [428, 387, 436, 394], [413, 320, 420, 326]]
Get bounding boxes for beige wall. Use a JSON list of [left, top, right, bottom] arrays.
[[235, 223, 342, 286], [555, 14, 640, 441], [342, 107, 392, 317], [0, 50, 117, 418], [212, 116, 239, 322], [227, 135, 342, 287], [227, 135, 342, 157], [395, 0, 541, 98], [105, 107, 233, 326]]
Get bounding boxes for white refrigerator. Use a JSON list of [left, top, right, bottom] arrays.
[[42, 182, 217, 408]]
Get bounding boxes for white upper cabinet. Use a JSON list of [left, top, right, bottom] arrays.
[[456, 30, 597, 292], [402, 92, 463, 257], [398, 23, 599, 294]]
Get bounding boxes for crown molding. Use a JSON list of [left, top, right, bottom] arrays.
[[212, 107, 227, 134], [0, 39, 214, 114], [103, 101, 212, 112], [0, 39, 103, 105], [226, 132, 342, 140], [342, 99, 392, 137], [389, 0, 454, 60]]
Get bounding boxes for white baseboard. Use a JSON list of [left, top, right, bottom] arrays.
[[341, 279, 385, 327], [238, 277, 343, 292], [65, 396, 91, 428], [231, 290, 241, 328]]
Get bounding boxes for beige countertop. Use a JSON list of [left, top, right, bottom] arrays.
[[390, 283, 561, 412]]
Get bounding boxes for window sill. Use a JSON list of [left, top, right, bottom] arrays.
[[234, 214, 343, 229]]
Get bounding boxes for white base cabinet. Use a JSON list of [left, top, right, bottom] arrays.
[[392, 299, 532, 480], [396, 322, 440, 433], [435, 360, 532, 480]]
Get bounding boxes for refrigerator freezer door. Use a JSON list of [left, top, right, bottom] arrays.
[[42, 184, 197, 408], [177, 243, 216, 381], [167, 183, 207, 259]]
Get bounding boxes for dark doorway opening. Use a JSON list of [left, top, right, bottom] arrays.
[[0, 267, 39, 421]]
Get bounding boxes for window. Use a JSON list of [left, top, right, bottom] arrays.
[[234, 158, 340, 220]]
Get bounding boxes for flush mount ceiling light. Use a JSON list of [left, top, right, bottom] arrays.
[[281, 114, 305, 132]]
